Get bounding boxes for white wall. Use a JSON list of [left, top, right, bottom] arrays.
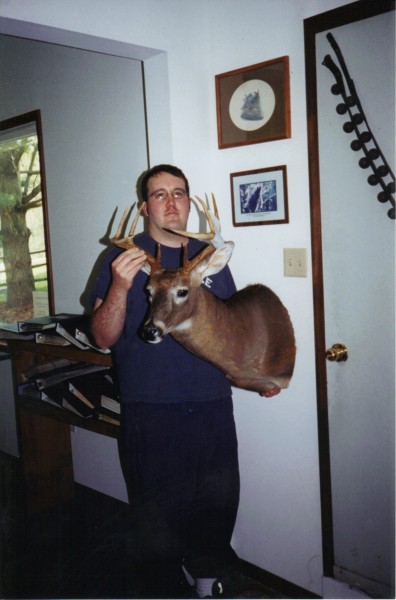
[[0, 0, 354, 595]]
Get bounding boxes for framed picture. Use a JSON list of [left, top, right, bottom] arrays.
[[215, 56, 291, 149], [230, 165, 289, 227]]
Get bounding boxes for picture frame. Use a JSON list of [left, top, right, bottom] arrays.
[[215, 56, 291, 149], [230, 165, 289, 227]]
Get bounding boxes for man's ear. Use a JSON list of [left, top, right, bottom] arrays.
[[142, 201, 148, 217], [192, 241, 234, 280]]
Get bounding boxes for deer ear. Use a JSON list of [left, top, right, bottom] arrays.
[[195, 241, 234, 279]]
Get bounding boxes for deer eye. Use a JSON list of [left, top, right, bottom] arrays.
[[177, 288, 189, 298]]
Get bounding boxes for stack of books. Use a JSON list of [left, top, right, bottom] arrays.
[[18, 358, 120, 425], [0, 313, 110, 354]]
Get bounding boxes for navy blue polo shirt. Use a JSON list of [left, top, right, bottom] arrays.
[[90, 232, 236, 403]]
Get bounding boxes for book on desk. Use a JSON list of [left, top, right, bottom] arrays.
[[18, 360, 120, 424], [1, 313, 82, 333], [0, 313, 110, 354]]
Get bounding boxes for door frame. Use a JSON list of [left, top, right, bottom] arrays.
[[304, 0, 395, 578]]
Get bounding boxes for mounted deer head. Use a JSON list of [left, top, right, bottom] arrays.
[[112, 196, 296, 396]]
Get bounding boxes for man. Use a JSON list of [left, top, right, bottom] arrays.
[[90, 165, 240, 599]]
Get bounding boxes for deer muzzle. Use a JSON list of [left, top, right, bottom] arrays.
[[140, 323, 164, 344]]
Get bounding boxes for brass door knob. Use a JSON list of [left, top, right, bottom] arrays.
[[326, 343, 348, 362]]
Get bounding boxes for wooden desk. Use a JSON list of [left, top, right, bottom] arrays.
[[6, 340, 115, 513]]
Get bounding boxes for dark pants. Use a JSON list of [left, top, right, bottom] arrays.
[[120, 397, 240, 593]]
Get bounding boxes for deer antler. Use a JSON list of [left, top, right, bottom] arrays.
[[179, 194, 226, 273], [111, 194, 226, 274], [111, 204, 159, 271], [111, 204, 143, 249], [158, 192, 225, 272], [167, 194, 226, 249]]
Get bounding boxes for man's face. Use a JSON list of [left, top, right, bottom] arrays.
[[143, 172, 191, 244]]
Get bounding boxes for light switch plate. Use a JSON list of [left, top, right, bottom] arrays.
[[284, 248, 307, 277]]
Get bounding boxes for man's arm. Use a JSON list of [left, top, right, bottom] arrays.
[[91, 246, 146, 348]]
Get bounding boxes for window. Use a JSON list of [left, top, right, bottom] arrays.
[[0, 110, 53, 324]]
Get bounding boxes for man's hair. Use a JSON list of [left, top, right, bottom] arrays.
[[140, 164, 190, 202]]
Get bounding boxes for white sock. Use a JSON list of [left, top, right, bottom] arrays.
[[182, 564, 195, 587], [196, 577, 217, 598]]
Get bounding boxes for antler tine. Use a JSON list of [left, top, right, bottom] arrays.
[[112, 207, 130, 242], [198, 194, 225, 250], [127, 204, 144, 237], [184, 242, 216, 274], [111, 205, 144, 249], [193, 195, 216, 240], [210, 193, 220, 224], [111, 205, 158, 270], [180, 194, 221, 273], [166, 195, 216, 241]]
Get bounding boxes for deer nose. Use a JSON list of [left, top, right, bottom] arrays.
[[141, 324, 163, 344]]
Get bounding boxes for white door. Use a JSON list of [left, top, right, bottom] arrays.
[[306, 4, 395, 598]]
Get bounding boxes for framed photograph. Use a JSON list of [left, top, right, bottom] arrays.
[[215, 56, 291, 149], [230, 165, 289, 227]]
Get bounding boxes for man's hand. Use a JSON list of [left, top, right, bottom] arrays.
[[91, 247, 147, 349], [111, 247, 147, 291]]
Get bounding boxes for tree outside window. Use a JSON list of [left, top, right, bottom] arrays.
[[0, 111, 53, 324]]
